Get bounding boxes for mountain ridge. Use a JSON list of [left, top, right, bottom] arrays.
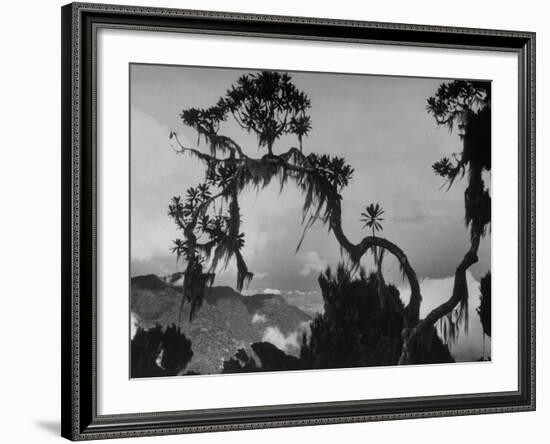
[[130, 273, 311, 375]]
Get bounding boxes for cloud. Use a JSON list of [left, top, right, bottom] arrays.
[[283, 291, 324, 316], [130, 313, 138, 339], [262, 288, 282, 295], [261, 326, 300, 352], [287, 289, 320, 297], [398, 271, 490, 361], [239, 224, 270, 262], [261, 323, 312, 355], [252, 312, 267, 323], [299, 251, 327, 277], [392, 206, 427, 223], [130, 108, 197, 263], [254, 272, 268, 279]]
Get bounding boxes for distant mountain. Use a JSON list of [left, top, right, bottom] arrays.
[[131, 273, 311, 375]]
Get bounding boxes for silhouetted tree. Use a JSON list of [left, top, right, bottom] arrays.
[[360, 203, 385, 236], [168, 71, 356, 321], [424, 80, 491, 349], [131, 324, 193, 378], [300, 264, 453, 368]]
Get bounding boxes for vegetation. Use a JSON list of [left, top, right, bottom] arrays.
[[131, 324, 193, 378], [300, 265, 453, 368], [426, 80, 491, 347], [300, 265, 435, 368], [167, 72, 491, 365]]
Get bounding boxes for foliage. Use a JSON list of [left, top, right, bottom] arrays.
[[360, 203, 385, 234], [169, 71, 356, 322], [426, 81, 489, 131], [216, 262, 455, 373], [428, 80, 491, 344], [427, 80, 491, 236], [477, 271, 491, 337], [299, 264, 453, 368], [181, 71, 312, 154], [131, 324, 193, 378], [221, 71, 312, 153], [168, 183, 247, 321]]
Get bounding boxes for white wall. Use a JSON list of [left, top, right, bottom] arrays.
[[0, 0, 546, 442]]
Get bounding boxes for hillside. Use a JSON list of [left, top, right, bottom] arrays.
[[130, 274, 311, 375]]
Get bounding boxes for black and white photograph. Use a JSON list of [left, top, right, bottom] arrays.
[[129, 65, 492, 378]]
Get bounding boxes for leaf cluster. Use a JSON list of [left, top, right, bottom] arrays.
[[223, 72, 311, 149], [428, 80, 492, 239], [426, 80, 490, 131], [307, 153, 354, 190], [181, 71, 312, 153], [360, 203, 385, 233]]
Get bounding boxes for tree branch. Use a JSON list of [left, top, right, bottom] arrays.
[[327, 195, 423, 326], [171, 134, 219, 163], [417, 231, 480, 333]]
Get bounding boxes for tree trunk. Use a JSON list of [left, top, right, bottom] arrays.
[[325, 187, 481, 365]]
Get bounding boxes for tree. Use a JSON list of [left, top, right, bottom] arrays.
[[168, 71, 353, 321], [301, 265, 404, 368], [424, 80, 491, 347], [168, 71, 491, 364], [300, 265, 453, 368]]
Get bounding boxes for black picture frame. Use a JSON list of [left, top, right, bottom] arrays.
[[61, 2, 536, 440]]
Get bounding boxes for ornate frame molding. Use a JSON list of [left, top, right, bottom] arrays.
[[61, 2, 535, 440]]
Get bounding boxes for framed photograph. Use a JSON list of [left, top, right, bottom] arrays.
[[61, 2, 535, 440]]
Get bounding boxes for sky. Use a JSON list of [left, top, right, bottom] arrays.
[[129, 64, 491, 360]]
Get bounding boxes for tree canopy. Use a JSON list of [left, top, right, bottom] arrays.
[[426, 80, 491, 344]]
